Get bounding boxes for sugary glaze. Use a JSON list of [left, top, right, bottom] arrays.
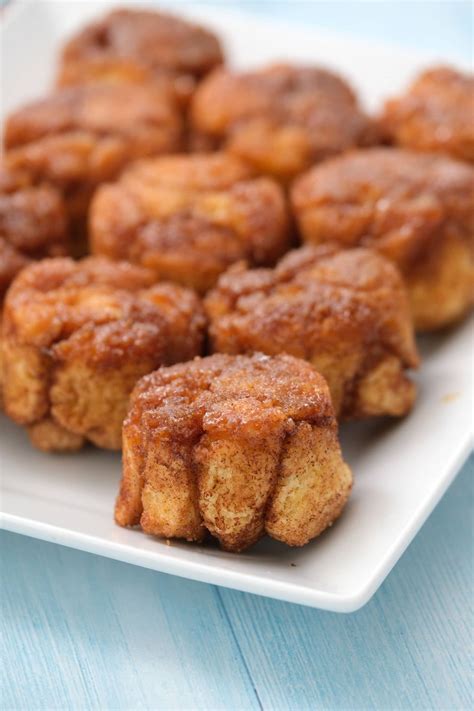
[[291, 148, 474, 330], [205, 244, 419, 418], [116, 352, 352, 551], [90, 153, 291, 293], [191, 64, 378, 181], [59, 8, 224, 105], [1, 256, 205, 450], [380, 67, 474, 162]]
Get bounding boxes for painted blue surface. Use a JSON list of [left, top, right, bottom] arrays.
[[2, 456, 473, 710], [1, 3, 473, 709]]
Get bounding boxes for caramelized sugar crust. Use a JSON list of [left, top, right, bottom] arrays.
[[115, 352, 352, 552], [291, 148, 474, 330], [59, 8, 224, 105], [90, 153, 291, 293], [380, 67, 474, 162], [56, 56, 176, 98], [191, 64, 378, 181], [4, 82, 183, 237], [0, 167, 69, 295], [1, 257, 205, 451], [205, 245, 419, 418]]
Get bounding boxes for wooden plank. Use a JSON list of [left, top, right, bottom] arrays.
[[1, 457, 472, 709], [0, 532, 259, 710], [219, 455, 473, 710]]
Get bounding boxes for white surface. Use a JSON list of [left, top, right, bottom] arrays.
[[1, 0, 473, 612]]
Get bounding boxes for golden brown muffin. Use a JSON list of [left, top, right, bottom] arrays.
[[57, 55, 175, 93], [1, 256, 205, 451], [90, 153, 291, 293], [291, 148, 474, 331], [0, 166, 69, 295], [190, 64, 378, 182], [115, 352, 352, 552], [205, 245, 419, 419], [4, 82, 183, 245], [380, 67, 474, 162], [59, 8, 224, 106]]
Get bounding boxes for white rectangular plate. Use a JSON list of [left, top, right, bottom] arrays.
[[1, 0, 472, 612]]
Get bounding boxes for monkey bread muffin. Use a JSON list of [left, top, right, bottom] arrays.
[[59, 8, 224, 106], [0, 166, 69, 296], [291, 148, 474, 330], [380, 67, 474, 163], [4, 81, 183, 245], [57, 55, 173, 93], [1, 257, 205, 451], [90, 153, 291, 293], [115, 352, 352, 552], [205, 245, 419, 418], [190, 64, 378, 181]]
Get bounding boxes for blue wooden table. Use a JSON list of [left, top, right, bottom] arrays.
[[2, 455, 472, 709], [1, 3, 472, 709]]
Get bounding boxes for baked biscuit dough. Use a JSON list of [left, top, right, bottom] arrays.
[[116, 352, 352, 552], [1, 256, 205, 451]]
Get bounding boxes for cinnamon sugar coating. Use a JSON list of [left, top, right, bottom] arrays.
[[59, 8, 224, 106], [291, 148, 474, 330], [4, 82, 183, 242], [115, 352, 352, 552], [205, 245, 419, 418], [380, 67, 474, 162], [0, 167, 69, 295], [190, 64, 378, 181], [57, 55, 175, 95], [1, 257, 205, 451], [90, 153, 291, 293]]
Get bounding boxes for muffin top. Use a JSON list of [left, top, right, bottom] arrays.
[[127, 352, 335, 443], [4, 256, 205, 366], [2, 82, 183, 227], [206, 243, 419, 369], [90, 153, 290, 293], [291, 148, 474, 268], [191, 64, 378, 180], [60, 8, 224, 103], [5, 82, 182, 157], [381, 66, 474, 162]]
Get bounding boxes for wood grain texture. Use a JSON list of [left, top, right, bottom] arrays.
[[219, 455, 473, 710], [0, 533, 260, 710], [1, 455, 472, 710]]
